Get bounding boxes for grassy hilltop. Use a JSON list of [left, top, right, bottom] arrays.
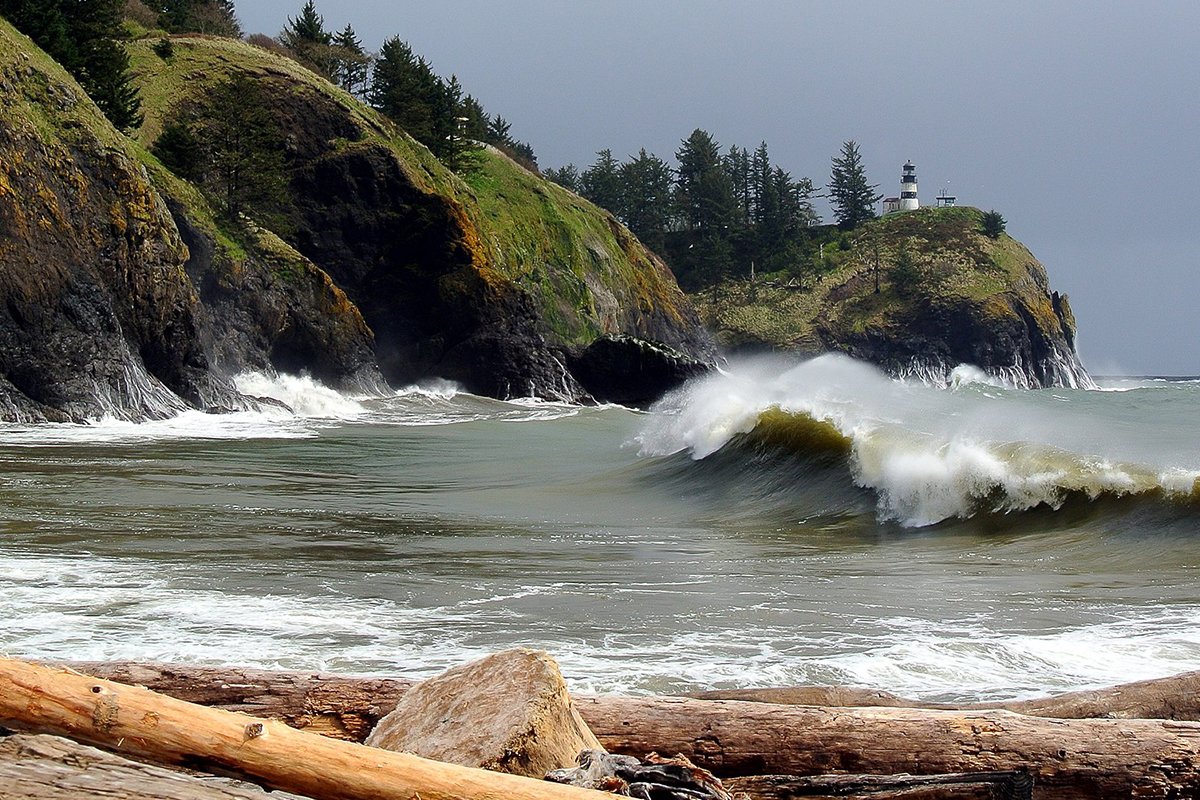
[[693, 206, 1085, 387]]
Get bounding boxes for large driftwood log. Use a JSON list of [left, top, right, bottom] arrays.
[[0, 658, 612, 800], [60, 661, 1200, 745], [0, 733, 312, 800], [690, 670, 1200, 720], [59, 661, 415, 741], [579, 694, 1200, 798]]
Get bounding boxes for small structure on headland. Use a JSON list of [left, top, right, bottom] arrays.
[[899, 161, 919, 211], [882, 161, 920, 214], [883, 161, 959, 214]]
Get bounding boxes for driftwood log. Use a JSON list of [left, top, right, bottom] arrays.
[[0, 733, 311, 800], [690, 670, 1200, 720], [579, 694, 1200, 797], [724, 770, 1033, 800], [0, 658, 612, 800], [52, 661, 1200, 798], [59, 661, 1200, 742]]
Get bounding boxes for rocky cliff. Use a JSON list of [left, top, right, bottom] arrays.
[[695, 207, 1090, 389], [129, 35, 715, 403], [0, 22, 713, 420]]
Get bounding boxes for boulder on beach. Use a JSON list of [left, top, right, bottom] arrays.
[[364, 648, 602, 778]]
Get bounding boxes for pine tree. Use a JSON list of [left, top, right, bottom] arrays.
[[619, 149, 674, 251], [981, 209, 1007, 238], [330, 24, 369, 96], [580, 149, 622, 215], [889, 239, 921, 294], [158, 0, 241, 37], [459, 95, 490, 142], [828, 140, 880, 230], [724, 145, 751, 228], [675, 129, 736, 233], [370, 36, 442, 148], [544, 164, 581, 193], [485, 115, 513, 147], [0, 0, 143, 131], [280, 0, 333, 76], [191, 74, 289, 220]]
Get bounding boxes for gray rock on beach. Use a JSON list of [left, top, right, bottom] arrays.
[[364, 648, 603, 778]]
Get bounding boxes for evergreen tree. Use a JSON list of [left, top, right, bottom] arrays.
[[981, 209, 1007, 238], [369, 36, 443, 149], [619, 149, 674, 251], [828, 140, 880, 230], [675, 129, 736, 233], [580, 149, 622, 215], [460, 94, 490, 142], [889, 239, 921, 294], [158, 0, 241, 36], [1, 0, 143, 130], [330, 24, 370, 96], [544, 164, 581, 193], [438, 74, 482, 172], [191, 74, 289, 220], [485, 115, 513, 147], [724, 145, 751, 227], [505, 140, 538, 172], [280, 0, 333, 76], [151, 120, 202, 181]]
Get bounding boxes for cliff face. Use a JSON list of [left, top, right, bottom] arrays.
[[129, 36, 715, 402], [0, 24, 221, 420], [0, 21, 383, 421], [696, 207, 1090, 389]]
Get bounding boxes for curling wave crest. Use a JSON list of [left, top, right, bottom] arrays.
[[638, 354, 1200, 527]]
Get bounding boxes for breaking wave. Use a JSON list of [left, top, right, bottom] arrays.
[[638, 354, 1200, 527]]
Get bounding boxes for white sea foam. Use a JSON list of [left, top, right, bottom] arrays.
[[233, 372, 368, 419], [4, 551, 1199, 700]]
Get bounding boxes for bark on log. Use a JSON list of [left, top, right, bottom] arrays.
[[725, 770, 1033, 800], [0, 658, 612, 800], [579, 695, 1200, 798], [0, 733, 312, 800], [690, 670, 1200, 721], [58, 660, 414, 741]]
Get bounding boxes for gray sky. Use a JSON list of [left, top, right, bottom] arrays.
[[241, 1, 1200, 375]]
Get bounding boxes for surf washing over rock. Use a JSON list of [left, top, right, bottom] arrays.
[[639, 354, 1198, 527]]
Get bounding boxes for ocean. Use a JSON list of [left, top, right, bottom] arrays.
[[1, 354, 1197, 703]]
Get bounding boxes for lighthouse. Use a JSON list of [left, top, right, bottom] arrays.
[[900, 161, 919, 211]]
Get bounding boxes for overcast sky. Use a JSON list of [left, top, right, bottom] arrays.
[[240, 1, 1199, 375]]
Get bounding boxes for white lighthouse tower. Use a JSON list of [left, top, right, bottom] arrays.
[[899, 161, 919, 211]]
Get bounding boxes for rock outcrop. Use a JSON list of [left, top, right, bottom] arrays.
[[365, 648, 602, 778], [0, 21, 383, 421], [695, 207, 1090, 389], [0, 24, 224, 420]]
